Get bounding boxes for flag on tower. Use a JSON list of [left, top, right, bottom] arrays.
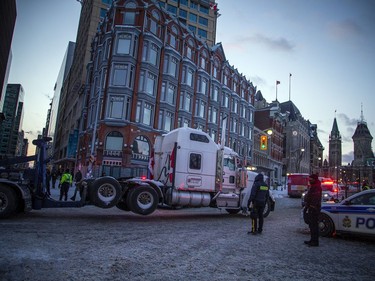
[[276, 80, 280, 85]]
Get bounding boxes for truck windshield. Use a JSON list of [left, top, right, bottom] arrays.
[[224, 157, 235, 171]]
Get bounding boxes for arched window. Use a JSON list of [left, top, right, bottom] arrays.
[[186, 39, 195, 61], [223, 68, 230, 86], [168, 26, 179, 49], [213, 59, 220, 79], [200, 50, 208, 71], [125, 2, 136, 8], [123, 2, 137, 25], [148, 10, 161, 37], [132, 135, 150, 161]]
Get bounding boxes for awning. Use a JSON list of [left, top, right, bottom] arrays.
[[53, 158, 76, 164]]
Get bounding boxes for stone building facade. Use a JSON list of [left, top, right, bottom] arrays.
[[76, 0, 256, 177]]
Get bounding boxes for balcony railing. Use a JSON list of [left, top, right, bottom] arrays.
[[103, 150, 122, 157], [132, 152, 149, 162]]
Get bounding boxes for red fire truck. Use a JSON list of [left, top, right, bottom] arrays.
[[287, 173, 310, 198]]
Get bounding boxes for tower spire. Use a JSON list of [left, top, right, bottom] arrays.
[[358, 103, 367, 125], [329, 116, 342, 168], [331, 117, 340, 139]]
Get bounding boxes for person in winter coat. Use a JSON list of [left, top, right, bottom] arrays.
[[247, 173, 269, 235], [51, 167, 58, 189], [303, 174, 322, 247], [70, 169, 83, 201], [59, 168, 73, 201], [45, 168, 52, 196]]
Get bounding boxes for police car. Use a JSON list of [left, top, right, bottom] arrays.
[[319, 189, 375, 237], [320, 181, 346, 202]]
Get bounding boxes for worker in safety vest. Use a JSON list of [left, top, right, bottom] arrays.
[[59, 168, 73, 201], [247, 173, 269, 235], [362, 181, 370, 191]]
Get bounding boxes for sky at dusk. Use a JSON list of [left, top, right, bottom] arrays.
[[8, 0, 375, 163]]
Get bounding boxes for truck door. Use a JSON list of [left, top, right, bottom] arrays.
[[222, 155, 236, 193]]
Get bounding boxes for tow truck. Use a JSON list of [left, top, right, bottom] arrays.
[[0, 127, 275, 218]]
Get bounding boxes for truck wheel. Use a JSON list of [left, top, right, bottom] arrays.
[[319, 213, 335, 237], [226, 209, 240, 214], [0, 185, 18, 218], [128, 185, 158, 215], [90, 177, 121, 208], [263, 199, 271, 218]]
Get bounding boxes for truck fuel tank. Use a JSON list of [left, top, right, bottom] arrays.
[[166, 189, 211, 207]]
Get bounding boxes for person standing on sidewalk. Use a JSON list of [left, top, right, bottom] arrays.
[[303, 174, 322, 247], [71, 169, 83, 201], [247, 173, 269, 235], [45, 168, 51, 196], [59, 168, 73, 201], [51, 167, 58, 189]]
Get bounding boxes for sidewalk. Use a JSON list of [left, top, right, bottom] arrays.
[[48, 180, 78, 201]]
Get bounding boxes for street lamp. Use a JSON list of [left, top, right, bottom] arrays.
[[266, 129, 273, 185], [294, 148, 305, 173], [318, 156, 322, 175]]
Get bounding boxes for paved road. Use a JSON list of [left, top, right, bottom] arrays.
[[0, 193, 374, 281]]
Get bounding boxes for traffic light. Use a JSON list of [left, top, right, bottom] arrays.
[[260, 135, 267, 150]]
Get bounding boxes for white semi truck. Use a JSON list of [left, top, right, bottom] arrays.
[[0, 127, 275, 218]]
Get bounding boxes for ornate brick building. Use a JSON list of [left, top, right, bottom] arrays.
[[76, 0, 256, 177]]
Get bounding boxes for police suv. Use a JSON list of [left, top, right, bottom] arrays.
[[319, 189, 375, 237]]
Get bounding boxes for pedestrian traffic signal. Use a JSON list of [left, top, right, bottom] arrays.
[[260, 135, 267, 150]]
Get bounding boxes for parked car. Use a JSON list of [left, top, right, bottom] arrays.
[[319, 189, 375, 237]]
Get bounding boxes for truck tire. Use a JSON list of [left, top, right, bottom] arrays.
[[89, 177, 121, 208], [128, 185, 158, 215], [0, 185, 18, 218], [263, 199, 271, 218]]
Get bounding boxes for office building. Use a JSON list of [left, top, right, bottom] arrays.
[[0, 0, 17, 114], [158, 0, 218, 46], [49, 41, 75, 159], [0, 84, 25, 158], [53, 0, 112, 168]]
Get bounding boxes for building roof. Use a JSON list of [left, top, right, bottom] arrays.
[[352, 121, 373, 140], [279, 100, 301, 122], [330, 117, 341, 141]]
